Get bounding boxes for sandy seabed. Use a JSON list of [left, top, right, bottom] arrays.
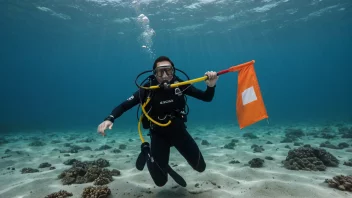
[[1, 122, 351, 198]]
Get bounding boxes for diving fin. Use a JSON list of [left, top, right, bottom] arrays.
[[136, 142, 150, 171], [168, 165, 187, 187], [136, 142, 187, 187]]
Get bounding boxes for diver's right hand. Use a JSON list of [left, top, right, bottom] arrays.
[[97, 120, 113, 137]]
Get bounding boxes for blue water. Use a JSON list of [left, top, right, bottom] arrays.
[[1, 0, 351, 130]]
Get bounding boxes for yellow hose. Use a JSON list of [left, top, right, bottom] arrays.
[[138, 114, 145, 143], [138, 76, 208, 90], [141, 97, 172, 127], [138, 96, 172, 142]]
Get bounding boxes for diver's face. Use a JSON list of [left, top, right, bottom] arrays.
[[154, 61, 174, 83]]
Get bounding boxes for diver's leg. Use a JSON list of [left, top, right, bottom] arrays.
[[147, 132, 170, 187], [172, 126, 206, 172]]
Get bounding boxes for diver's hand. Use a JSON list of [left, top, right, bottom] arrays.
[[97, 120, 113, 137], [205, 71, 218, 87]]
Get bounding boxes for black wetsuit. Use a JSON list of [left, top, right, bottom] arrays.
[[106, 76, 215, 186]]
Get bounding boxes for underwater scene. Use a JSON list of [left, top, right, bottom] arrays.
[[1, 0, 352, 198]]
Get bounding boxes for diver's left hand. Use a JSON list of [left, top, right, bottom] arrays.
[[205, 71, 218, 87]]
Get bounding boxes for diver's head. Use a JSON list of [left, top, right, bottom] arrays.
[[153, 56, 175, 83]]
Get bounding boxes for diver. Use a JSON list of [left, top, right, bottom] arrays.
[[97, 56, 218, 187]]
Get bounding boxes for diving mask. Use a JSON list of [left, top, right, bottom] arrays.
[[154, 64, 174, 77]]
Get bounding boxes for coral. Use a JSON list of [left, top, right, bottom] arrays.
[[265, 156, 274, 160], [280, 128, 305, 143], [280, 137, 295, 143], [59, 144, 92, 154], [338, 127, 352, 138], [51, 140, 61, 144], [229, 160, 240, 164], [63, 159, 79, 165], [201, 140, 210, 146], [285, 128, 305, 138], [224, 139, 237, 149], [251, 144, 264, 153], [320, 141, 338, 149], [325, 175, 352, 192], [311, 127, 337, 139], [45, 190, 73, 198], [93, 176, 111, 185], [39, 162, 52, 168], [282, 146, 339, 171], [111, 148, 121, 153], [76, 137, 96, 143], [111, 169, 121, 176], [28, 140, 46, 146], [82, 186, 111, 198], [95, 145, 112, 151], [243, 133, 258, 139], [319, 141, 350, 150], [320, 133, 336, 139], [21, 168, 39, 174], [338, 142, 349, 149], [0, 137, 9, 145], [94, 158, 110, 167], [58, 158, 119, 186], [248, 158, 264, 168], [294, 142, 303, 146]]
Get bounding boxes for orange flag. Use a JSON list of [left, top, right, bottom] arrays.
[[229, 60, 268, 129]]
